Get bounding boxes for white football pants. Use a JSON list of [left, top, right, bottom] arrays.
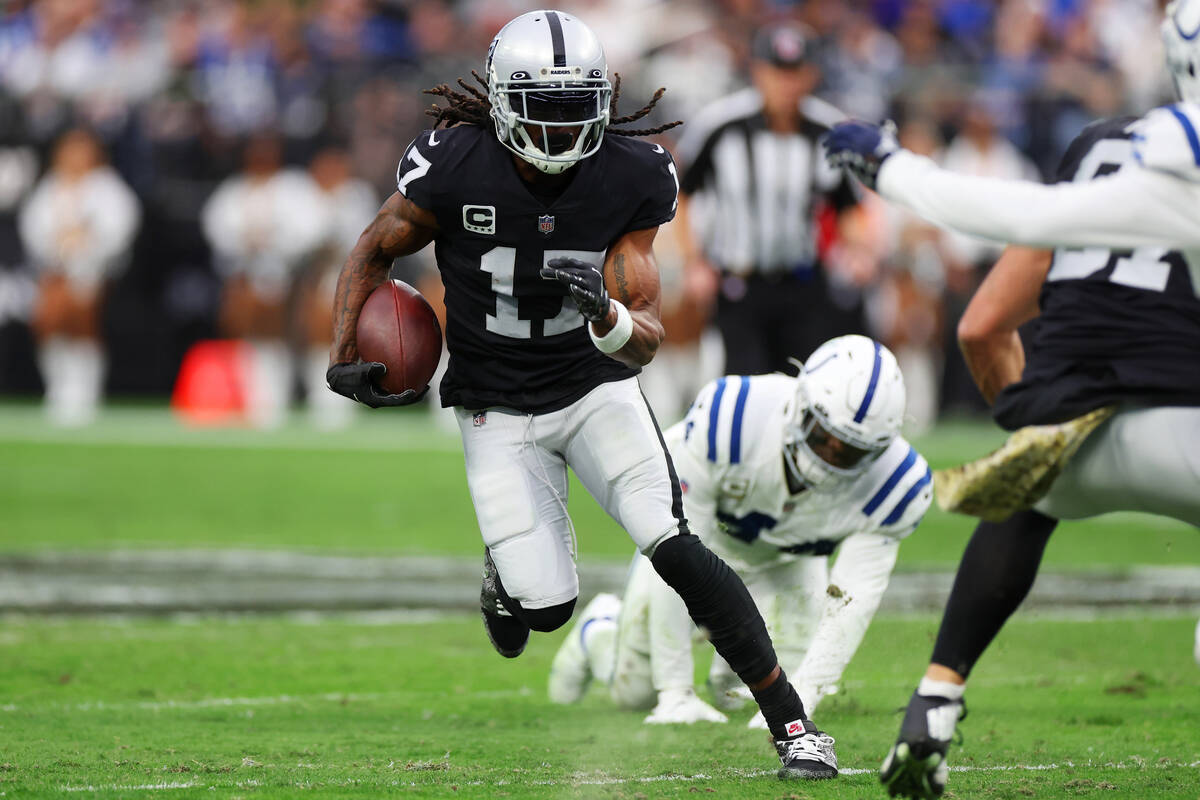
[[455, 377, 685, 610], [1035, 406, 1200, 526]]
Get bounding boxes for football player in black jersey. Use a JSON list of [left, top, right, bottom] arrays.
[[325, 9, 838, 781], [822, 3, 1200, 795]]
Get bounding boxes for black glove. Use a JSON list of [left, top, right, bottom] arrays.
[[539, 257, 610, 323], [822, 120, 901, 190], [325, 362, 427, 408]]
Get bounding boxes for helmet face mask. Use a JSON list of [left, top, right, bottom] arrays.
[[486, 11, 612, 174], [796, 410, 879, 471], [1162, 0, 1200, 103], [782, 336, 906, 492]]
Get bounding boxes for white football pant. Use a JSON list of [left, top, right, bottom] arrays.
[[1035, 406, 1200, 525], [455, 377, 684, 611]]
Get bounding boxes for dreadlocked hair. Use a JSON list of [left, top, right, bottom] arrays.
[[423, 71, 682, 137], [606, 73, 682, 137], [424, 70, 492, 129]]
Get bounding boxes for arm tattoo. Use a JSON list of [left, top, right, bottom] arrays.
[[329, 195, 434, 365], [330, 251, 384, 363], [613, 253, 632, 305]]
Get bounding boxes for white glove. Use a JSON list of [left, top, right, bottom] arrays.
[[645, 688, 728, 725]]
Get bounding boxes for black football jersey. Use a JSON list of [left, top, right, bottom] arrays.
[[396, 125, 679, 412], [993, 116, 1200, 430]]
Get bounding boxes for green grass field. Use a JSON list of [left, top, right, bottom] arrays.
[[1, 406, 1196, 569], [1, 404, 1198, 798], [2, 613, 1198, 798]]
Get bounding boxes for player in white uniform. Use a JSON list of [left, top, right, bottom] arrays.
[[548, 335, 932, 727], [824, 2, 1200, 797]]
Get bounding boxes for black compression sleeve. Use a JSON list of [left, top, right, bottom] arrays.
[[930, 510, 1059, 678]]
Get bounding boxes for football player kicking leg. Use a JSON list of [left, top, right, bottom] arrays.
[[326, 9, 834, 780], [878, 247, 1200, 798]]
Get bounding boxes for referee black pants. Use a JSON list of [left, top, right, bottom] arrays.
[[715, 268, 867, 375]]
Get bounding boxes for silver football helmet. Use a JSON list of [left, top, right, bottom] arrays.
[[1163, 0, 1200, 103], [486, 10, 612, 174], [783, 335, 906, 490]]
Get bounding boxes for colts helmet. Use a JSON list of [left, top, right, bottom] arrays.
[[486, 10, 612, 174], [1163, 0, 1200, 103], [784, 335, 906, 490]]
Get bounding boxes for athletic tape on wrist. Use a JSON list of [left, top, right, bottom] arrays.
[[589, 299, 633, 353]]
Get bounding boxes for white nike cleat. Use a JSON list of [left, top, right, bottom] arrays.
[[480, 549, 528, 658], [644, 688, 728, 724], [775, 718, 838, 780]]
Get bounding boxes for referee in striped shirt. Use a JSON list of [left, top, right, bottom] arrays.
[[675, 22, 865, 376]]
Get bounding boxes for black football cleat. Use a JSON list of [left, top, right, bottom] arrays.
[[480, 549, 529, 658], [775, 718, 838, 780], [880, 690, 966, 799]]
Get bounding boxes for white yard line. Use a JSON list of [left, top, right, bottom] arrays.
[[2, 686, 534, 714], [60, 782, 199, 792], [53, 760, 1200, 792]]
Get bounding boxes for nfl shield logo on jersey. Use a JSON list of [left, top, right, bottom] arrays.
[[538, 214, 555, 235], [472, 411, 487, 427]]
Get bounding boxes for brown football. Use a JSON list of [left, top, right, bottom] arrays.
[[355, 279, 443, 394]]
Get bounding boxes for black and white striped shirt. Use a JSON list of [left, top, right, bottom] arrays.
[[677, 89, 857, 276]]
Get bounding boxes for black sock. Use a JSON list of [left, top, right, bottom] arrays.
[[931, 509, 1058, 678], [751, 668, 808, 739], [650, 534, 780, 682]]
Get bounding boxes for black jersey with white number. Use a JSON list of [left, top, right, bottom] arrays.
[[992, 116, 1200, 430], [396, 125, 679, 412]]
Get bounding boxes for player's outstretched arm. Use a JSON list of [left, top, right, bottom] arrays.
[[957, 246, 1050, 404], [794, 533, 899, 709], [329, 192, 438, 366], [597, 227, 666, 368], [876, 149, 1200, 250]]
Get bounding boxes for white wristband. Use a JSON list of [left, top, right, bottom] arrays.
[[589, 299, 633, 353]]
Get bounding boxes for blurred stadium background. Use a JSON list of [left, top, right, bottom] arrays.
[[0, 0, 1183, 419]]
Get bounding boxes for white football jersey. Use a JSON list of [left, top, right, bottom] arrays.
[[666, 373, 932, 572], [1131, 103, 1200, 181], [876, 102, 1200, 256]]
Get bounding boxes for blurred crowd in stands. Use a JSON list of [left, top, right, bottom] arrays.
[[0, 0, 1175, 429]]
